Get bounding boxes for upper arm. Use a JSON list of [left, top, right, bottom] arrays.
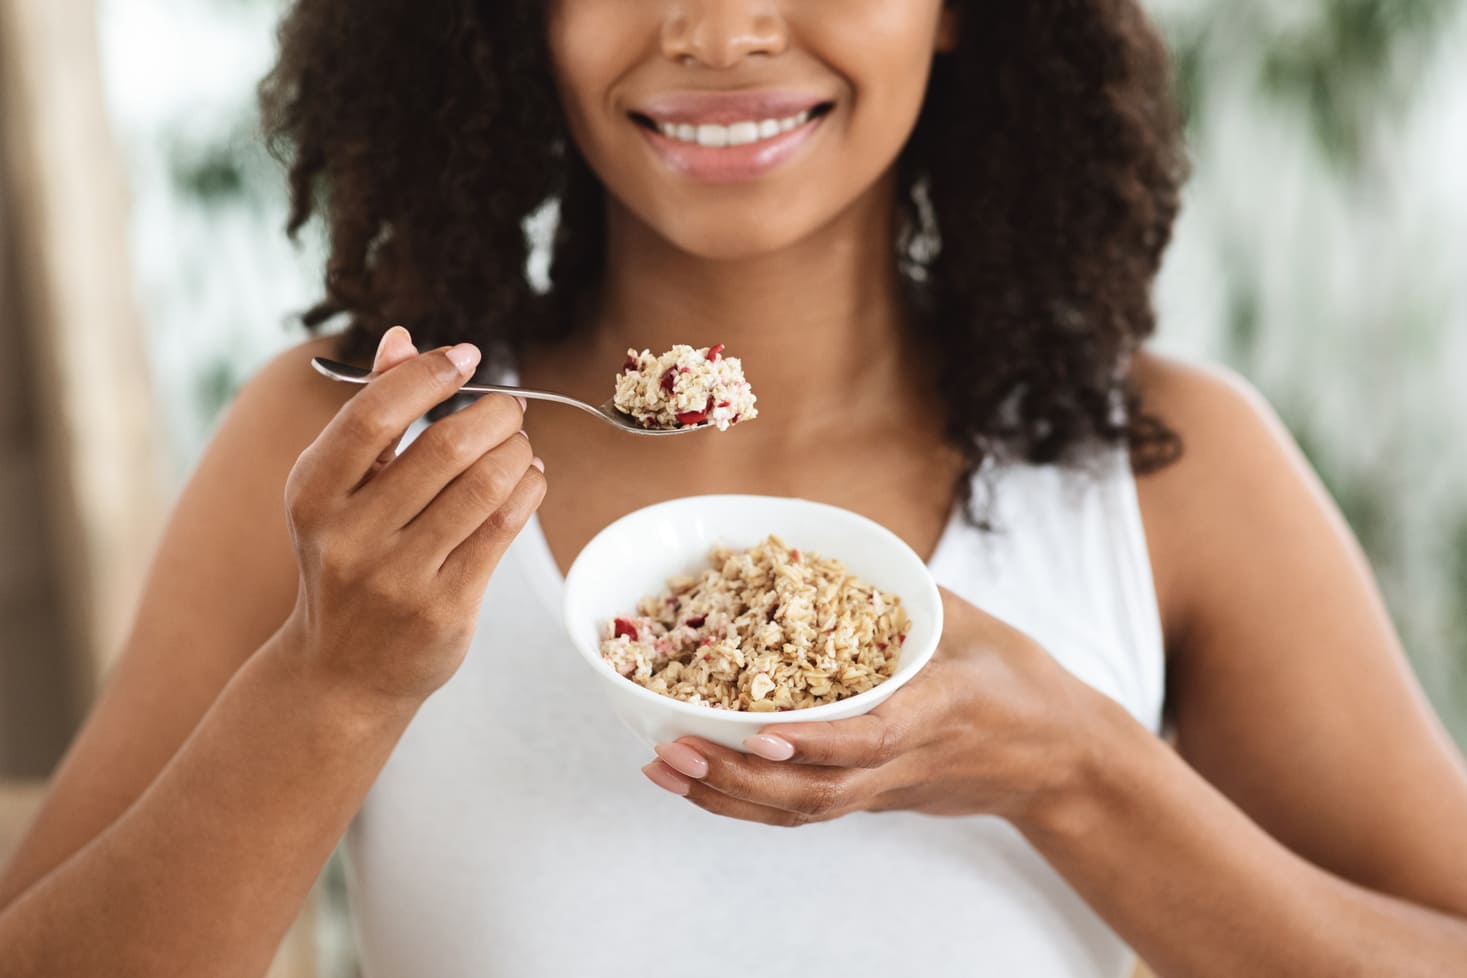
[[1133, 353, 1467, 916], [0, 335, 356, 907]]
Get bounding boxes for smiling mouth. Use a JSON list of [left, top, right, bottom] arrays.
[[630, 103, 834, 149]]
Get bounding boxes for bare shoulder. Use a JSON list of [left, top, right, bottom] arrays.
[[223, 332, 360, 447], [149, 330, 361, 651], [1127, 351, 1351, 651], [1124, 356, 1467, 914], [168, 332, 360, 562], [1130, 350, 1299, 480]]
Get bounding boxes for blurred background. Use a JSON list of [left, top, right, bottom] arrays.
[[1, 0, 1464, 975]]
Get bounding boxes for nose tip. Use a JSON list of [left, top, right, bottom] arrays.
[[662, 2, 787, 69]]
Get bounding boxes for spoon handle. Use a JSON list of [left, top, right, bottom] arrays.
[[310, 357, 598, 411]]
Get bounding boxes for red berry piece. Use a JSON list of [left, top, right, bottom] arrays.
[[706, 343, 725, 362], [613, 618, 639, 641], [685, 615, 706, 628], [623, 354, 639, 373], [660, 368, 677, 393], [717, 400, 731, 408], [675, 396, 715, 426]]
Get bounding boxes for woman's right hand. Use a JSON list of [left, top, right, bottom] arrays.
[[280, 326, 546, 711]]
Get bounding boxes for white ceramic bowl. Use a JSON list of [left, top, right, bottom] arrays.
[[562, 495, 943, 751]]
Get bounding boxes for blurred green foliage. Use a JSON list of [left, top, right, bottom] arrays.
[[170, 143, 248, 204], [1164, 0, 1467, 739], [1173, 0, 1456, 168]]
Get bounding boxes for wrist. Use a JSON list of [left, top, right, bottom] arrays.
[[263, 614, 424, 732], [1011, 691, 1155, 845]]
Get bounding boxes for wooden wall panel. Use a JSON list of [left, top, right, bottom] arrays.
[[0, 0, 166, 708], [0, 108, 77, 776], [0, 5, 325, 975]]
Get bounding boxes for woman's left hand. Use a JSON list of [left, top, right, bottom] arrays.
[[642, 588, 1125, 828]]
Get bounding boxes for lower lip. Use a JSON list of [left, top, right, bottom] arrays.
[[638, 114, 825, 184]]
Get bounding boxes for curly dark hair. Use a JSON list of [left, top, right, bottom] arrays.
[[260, 0, 1185, 519]]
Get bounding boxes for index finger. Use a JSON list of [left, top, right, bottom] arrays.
[[749, 703, 915, 770], [305, 343, 481, 494]]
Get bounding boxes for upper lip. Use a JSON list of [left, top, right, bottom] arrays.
[[630, 91, 832, 126]]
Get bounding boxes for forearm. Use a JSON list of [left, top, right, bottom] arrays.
[[1020, 705, 1467, 978], [0, 627, 416, 978]]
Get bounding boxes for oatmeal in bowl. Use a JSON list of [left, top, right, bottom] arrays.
[[600, 536, 908, 713], [562, 496, 943, 751]]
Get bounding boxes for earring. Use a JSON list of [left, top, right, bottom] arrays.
[[898, 174, 942, 283]]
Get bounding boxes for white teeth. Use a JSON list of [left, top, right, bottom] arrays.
[[654, 108, 819, 147], [696, 123, 729, 148], [780, 110, 810, 132], [726, 121, 760, 146]]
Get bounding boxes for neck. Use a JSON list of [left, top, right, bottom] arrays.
[[576, 173, 925, 437]]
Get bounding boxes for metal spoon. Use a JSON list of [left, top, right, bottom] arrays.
[[310, 357, 713, 436]]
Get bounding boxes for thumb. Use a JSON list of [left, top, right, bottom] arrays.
[[371, 325, 419, 375], [353, 326, 421, 490]]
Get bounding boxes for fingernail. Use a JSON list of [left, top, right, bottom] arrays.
[[642, 762, 691, 797], [515, 396, 528, 412], [744, 734, 795, 761], [531, 456, 545, 473], [446, 343, 480, 375], [375, 325, 406, 359], [654, 742, 709, 779]]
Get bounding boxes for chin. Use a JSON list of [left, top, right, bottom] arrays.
[[670, 225, 809, 261], [649, 200, 832, 262]]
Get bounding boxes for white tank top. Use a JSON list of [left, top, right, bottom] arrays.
[[346, 419, 1164, 977]]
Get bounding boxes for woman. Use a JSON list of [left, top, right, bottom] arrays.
[[3, 1, 1467, 975]]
